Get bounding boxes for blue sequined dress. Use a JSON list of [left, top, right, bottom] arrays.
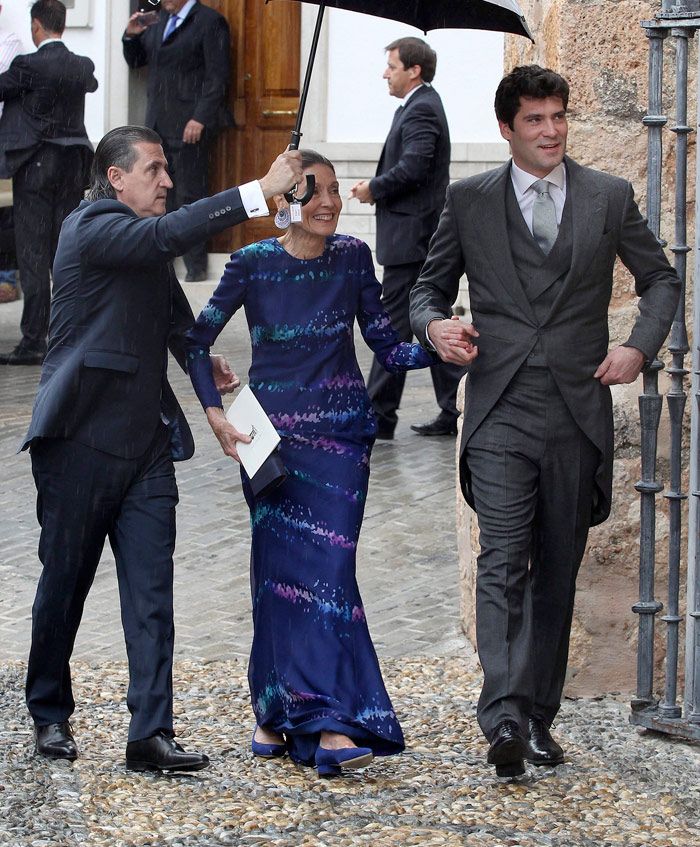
[[186, 235, 434, 765]]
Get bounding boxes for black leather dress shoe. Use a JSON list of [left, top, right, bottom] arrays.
[[375, 427, 394, 441], [526, 717, 565, 766], [0, 343, 45, 365], [185, 269, 208, 282], [410, 413, 458, 436], [126, 732, 210, 773], [36, 721, 78, 760], [487, 720, 527, 777]]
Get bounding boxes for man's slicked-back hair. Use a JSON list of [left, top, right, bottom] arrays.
[[385, 36, 437, 83], [86, 125, 162, 202], [30, 0, 66, 35], [494, 65, 569, 128]]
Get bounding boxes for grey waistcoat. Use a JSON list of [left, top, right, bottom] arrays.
[[505, 181, 573, 364]]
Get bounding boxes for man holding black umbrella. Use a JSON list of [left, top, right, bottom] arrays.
[[350, 37, 466, 440]]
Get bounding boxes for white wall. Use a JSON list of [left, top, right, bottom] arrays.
[[324, 8, 504, 144]]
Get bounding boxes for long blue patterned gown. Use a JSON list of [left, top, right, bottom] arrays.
[[186, 234, 434, 766]]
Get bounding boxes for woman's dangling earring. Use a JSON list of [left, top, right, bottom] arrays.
[[274, 207, 291, 230]]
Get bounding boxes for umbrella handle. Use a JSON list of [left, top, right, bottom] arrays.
[[283, 176, 315, 206], [281, 2, 328, 206], [284, 129, 315, 205]]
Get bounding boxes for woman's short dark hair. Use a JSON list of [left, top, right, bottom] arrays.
[[86, 126, 162, 202], [300, 149, 335, 173], [385, 37, 437, 84], [30, 0, 66, 35], [494, 65, 569, 128]]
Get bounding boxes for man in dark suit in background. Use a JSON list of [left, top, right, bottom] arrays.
[[0, 0, 97, 365], [21, 124, 302, 771], [123, 0, 234, 282], [410, 66, 680, 777], [350, 37, 465, 440]]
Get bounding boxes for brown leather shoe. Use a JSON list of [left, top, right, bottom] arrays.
[[526, 717, 565, 766], [36, 721, 78, 760]]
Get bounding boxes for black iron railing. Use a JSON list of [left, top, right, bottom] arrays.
[[632, 0, 700, 740]]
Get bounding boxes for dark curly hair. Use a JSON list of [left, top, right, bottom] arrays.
[[495, 65, 569, 128]]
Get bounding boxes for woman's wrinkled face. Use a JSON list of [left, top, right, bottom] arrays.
[[295, 164, 342, 237]]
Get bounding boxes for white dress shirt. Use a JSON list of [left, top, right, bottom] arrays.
[[0, 27, 23, 119], [510, 160, 567, 235], [239, 181, 269, 219], [401, 82, 426, 106], [167, 0, 197, 33]]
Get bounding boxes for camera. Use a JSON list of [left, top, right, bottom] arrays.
[[136, 11, 159, 26]]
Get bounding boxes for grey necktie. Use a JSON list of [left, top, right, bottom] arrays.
[[531, 179, 558, 254]]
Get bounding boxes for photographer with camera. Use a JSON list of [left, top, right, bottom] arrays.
[[122, 1, 234, 281]]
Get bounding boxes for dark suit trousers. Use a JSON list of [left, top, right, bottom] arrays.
[[162, 135, 209, 275], [13, 144, 87, 351], [464, 366, 599, 740], [367, 262, 467, 432], [26, 424, 178, 742]]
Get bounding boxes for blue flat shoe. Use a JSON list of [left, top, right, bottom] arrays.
[[251, 728, 286, 759], [315, 745, 373, 777]]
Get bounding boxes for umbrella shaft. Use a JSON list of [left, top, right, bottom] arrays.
[[290, 2, 326, 147]]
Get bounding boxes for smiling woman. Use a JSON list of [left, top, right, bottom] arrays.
[[185, 148, 437, 778], [274, 153, 342, 257]]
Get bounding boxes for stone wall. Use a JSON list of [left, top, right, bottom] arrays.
[[458, 0, 691, 697]]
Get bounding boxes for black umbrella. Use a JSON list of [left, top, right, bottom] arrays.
[[269, 0, 534, 204]]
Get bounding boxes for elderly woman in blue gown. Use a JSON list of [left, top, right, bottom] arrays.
[[186, 150, 435, 777]]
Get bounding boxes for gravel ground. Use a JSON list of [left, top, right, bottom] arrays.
[[1, 657, 699, 847]]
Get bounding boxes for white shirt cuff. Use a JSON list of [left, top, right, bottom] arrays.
[[425, 321, 438, 351], [239, 181, 269, 218]]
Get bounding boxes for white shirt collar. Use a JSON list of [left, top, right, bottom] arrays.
[[402, 82, 425, 106], [510, 160, 566, 198], [37, 37, 63, 50]]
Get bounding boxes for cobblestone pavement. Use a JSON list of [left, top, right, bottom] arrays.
[[1, 266, 699, 847]]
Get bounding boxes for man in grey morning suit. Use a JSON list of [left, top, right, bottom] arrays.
[[409, 66, 680, 777]]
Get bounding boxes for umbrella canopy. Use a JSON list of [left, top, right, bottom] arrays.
[[287, 0, 533, 41]]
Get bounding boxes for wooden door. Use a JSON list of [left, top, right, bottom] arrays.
[[203, 0, 302, 252]]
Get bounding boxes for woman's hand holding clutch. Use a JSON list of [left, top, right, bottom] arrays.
[[205, 407, 251, 464]]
